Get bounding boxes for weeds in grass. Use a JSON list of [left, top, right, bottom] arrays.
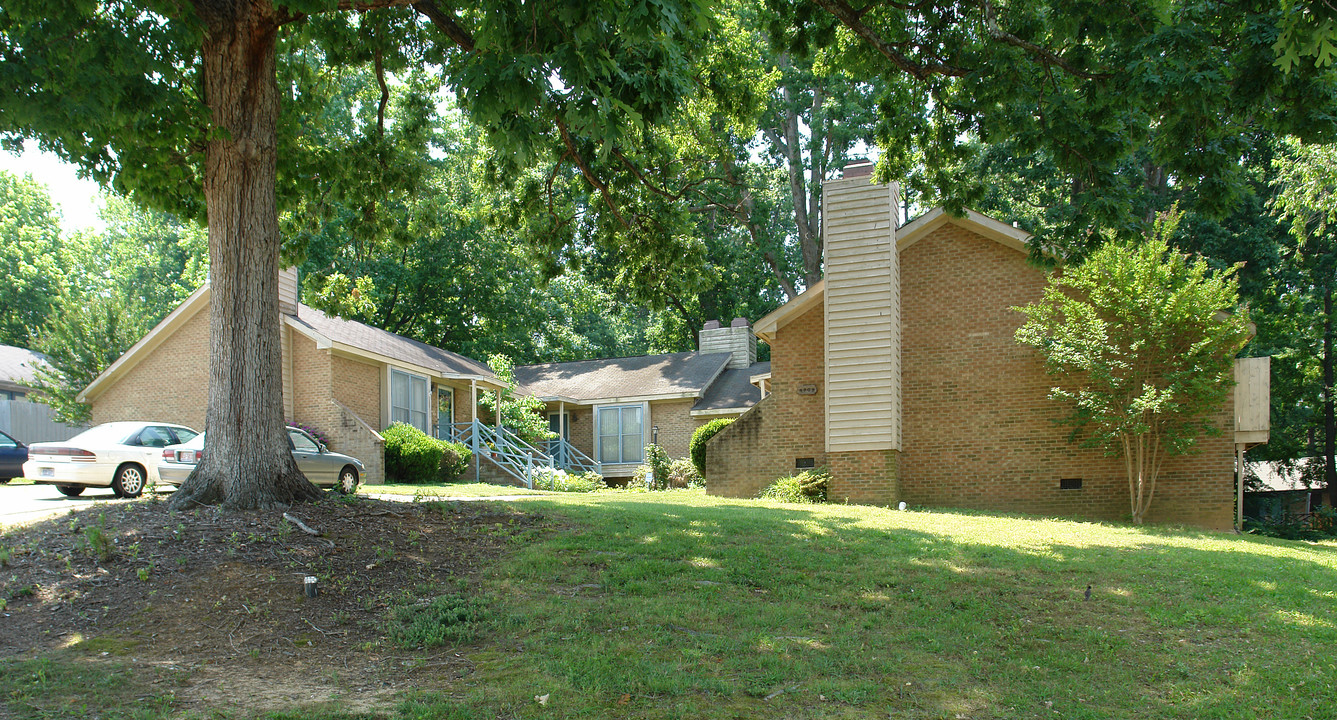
[[82, 514, 114, 562], [0, 546, 10, 566], [387, 590, 491, 648]]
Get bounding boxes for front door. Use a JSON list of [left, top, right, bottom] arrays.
[[548, 413, 570, 465], [437, 387, 455, 441]]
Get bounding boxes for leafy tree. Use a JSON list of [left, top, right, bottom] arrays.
[[25, 295, 152, 425], [777, 0, 1337, 252], [23, 198, 208, 423], [476, 355, 552, 446], [0, 171, 66, 346], [1015, 209, 1252, 524], [1, 0, 723, 510], [1270, 137, 1337, 504]]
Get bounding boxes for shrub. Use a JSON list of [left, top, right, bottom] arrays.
[[759, 469, 831, 504], [437, 440, 472, 482], [690, 418, 734, 475], [667, 457, 703, 488], [384, 422, 444, 483], [531, 467, 604, 493], [643, 443, 670, 490], [1246, 506, 1337, 541]]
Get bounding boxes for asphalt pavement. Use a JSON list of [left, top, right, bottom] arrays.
[[0, 483, 172, 528]]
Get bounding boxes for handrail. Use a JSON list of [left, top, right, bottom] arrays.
[[549, 436, 598, 474], [449, 420, 558, 488]]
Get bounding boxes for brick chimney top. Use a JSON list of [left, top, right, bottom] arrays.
[[842, 160, 875, 179]]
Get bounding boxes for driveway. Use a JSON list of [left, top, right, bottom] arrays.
[[0, 483, 171, 528]]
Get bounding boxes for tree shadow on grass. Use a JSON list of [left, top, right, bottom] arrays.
[[466, 494, 1337, 719]]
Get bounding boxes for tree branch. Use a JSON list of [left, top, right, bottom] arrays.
[[980, 0, 1112, 80], [807, 0, 969, 80], [412, 0, 476, 51], [555, 116, 631, 230]]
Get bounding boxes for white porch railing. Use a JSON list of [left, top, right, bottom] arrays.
[[446, 420, 600, 487]]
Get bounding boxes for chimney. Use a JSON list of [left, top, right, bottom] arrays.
[[822, 163, 901, 451], [278, 266, 299, 316], [842, 158, 875, 179], [700, 317, 757, 369]]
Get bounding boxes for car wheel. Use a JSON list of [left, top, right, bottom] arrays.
[[335, 466, 359, 494], [112, 464, 146, 498], [56, 484, 85, 497]]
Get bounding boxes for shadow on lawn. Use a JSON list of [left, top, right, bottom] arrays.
[[469, 494, 1337, 719]]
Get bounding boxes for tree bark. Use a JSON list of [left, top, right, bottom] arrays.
[[169, 0, 321, 511]]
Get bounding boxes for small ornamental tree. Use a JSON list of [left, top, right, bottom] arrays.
[[1014, 208, 1252, 524], [477, 354, 553, 446]]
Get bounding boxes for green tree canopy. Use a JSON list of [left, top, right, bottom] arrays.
[[1015, 208, 1252, 524], [0, 171, 66, 347]]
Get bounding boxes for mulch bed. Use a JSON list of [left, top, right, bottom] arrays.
[[0, 493, 547, 712]]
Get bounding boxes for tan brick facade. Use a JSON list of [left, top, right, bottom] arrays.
[[899, 223, 1234, 528], [649, 399, 696, 458], [705, 300, 828, 498], [91, 304, 210, 431], [706, 222, 1237, 529]]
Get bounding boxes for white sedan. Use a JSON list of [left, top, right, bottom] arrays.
[[24, 422, 199, 498]]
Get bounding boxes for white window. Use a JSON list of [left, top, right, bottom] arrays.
[[597, 404, 644, 464], [390, 368, 430, 433]]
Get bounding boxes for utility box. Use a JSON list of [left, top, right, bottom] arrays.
[[1234, 356, 1270, 446]]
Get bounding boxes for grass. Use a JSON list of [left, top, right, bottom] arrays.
[[428, 490, 1337, 719], [367, 481, 545, 498], [4, 489, 1336, 719]]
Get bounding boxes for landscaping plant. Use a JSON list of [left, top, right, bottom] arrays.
[[758, 468, 830, 504], [690, 418, 733, 475], [1015, 206, 1252, 524]]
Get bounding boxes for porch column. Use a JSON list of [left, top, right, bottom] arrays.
[[470, 380, 477, 423], [495, 388, 503, 435], [559, 401, 566, 467]]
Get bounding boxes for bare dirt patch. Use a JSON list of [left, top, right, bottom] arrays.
[[0, 494, 546, 714]]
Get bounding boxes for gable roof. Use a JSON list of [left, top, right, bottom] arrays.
[[285, 304, 497, 382], [692, 361, 769, 414], [80, 284, 501, 403], [753, 207, 1035, 343], [0, 345, 47, 394], [515, 352, 732, 403]]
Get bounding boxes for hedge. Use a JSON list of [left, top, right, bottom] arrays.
[[689, 418, 734, 475]]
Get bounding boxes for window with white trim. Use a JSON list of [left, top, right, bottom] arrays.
[[596, 404, 643, 464], [390, 368, 430, 433]]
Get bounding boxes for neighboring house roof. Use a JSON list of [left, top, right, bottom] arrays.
[[692, 361, 770, 415], [515, 352, 733, 403], [0, 345, 47, 394], [753, 207, 1034, 343], [1249, 459, 1328, 493], [80, 284, 502, 403], [286, 304, 497, 382]]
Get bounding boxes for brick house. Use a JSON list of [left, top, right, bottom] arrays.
[[79, 269, 506, 485], [704, 164, 1270, 529], [513, 321, 768, 480]]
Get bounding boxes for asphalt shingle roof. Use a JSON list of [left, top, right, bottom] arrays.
[[0, 345, 46, 393], [287, 305, 497, 381], [692, 361, 769, 412], [514, 352, 732, 402]]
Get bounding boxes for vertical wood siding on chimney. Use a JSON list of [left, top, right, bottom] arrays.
[[822, 178, 901, 453]]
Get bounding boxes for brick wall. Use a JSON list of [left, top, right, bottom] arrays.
[[328, 354, 383, 484], [828, 449, 898, 505], [290, 332, 333, 434], [91, 305, 210, 431], [899, 223, 1235, 529], [705, 300, 828, 498], [650, 399, 696, 458]]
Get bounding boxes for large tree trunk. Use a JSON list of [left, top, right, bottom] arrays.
[[169, 0, 321, 511]]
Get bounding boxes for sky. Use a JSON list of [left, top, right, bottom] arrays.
[[1, 140, 106, 232]]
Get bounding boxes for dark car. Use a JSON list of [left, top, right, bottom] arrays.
[[0, 428, 27, 483]]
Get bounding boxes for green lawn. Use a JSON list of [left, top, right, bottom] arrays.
[[6, 489, 1337, 718], [431, 491, 1337, 719]]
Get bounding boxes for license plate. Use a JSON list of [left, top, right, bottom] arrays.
[[40, 467, 54, 477]]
